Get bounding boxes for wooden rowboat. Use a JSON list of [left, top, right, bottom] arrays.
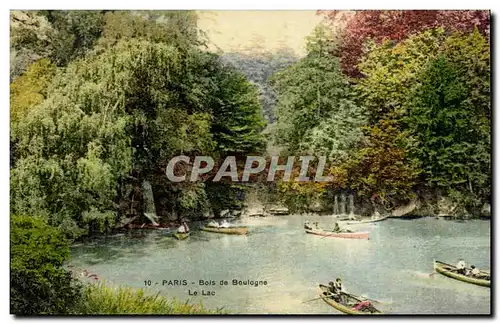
[[201, 226, 249, 235], [341, 216, 389, 225], [305, 229, 369, 240], [434, 260, 490, 287], [174, 232, 190, 240], [318, 284, 382, 315]]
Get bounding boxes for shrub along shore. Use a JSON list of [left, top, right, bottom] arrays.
[[10, 215, 224, 315]]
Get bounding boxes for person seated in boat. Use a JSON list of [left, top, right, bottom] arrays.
[[219, 219, 230, 228], [465, 265, 480, 277], [177, 221, 189, 233], [353, 300, 376, 313], [313, 222, 319, 229], [467, 265, 489, 279], [330, 278, 346, 303], [456, 259, 467, 275], [207, 220, 219, 228], [304, 221, 313, 230], [333, 223, 341, 233], [327, 281, 336, 294]]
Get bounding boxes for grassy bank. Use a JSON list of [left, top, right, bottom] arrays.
[[74, 283, 226, 315]]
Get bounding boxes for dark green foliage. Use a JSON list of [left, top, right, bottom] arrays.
[[10, 215, 82, 315], [38, 10, 106, 66], [271, 25, 365, 160], [406, 54, 490, 209], [210, 64, 267, 155]]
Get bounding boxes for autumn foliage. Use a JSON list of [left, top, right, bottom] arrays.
[[319, 10, 490, 77]]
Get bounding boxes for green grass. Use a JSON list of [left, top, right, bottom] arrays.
[[74, 282, 227, 315]]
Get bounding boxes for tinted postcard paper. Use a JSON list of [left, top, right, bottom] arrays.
[[10, 10, 491, 315]]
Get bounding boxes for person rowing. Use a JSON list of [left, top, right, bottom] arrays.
[[467, 265, 480, 277], [468, 265, 490, 280], [304, 221, 313, 230], [333, 222, 341, 233], [177, 220, 189, 234], [455, 259, 467, 275], [328, 278, 347, 304]]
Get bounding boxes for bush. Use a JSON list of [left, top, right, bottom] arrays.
[[10, 215, 82, 315], [75, 283, 226, 315]]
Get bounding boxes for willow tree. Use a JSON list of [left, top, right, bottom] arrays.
[[11, 37, 266, 235]]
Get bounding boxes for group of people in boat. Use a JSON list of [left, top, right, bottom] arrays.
[[325, 278, 378, 313], [175, 219, 235, 235], [207, 219, 231, 228], [455, 259, 489, 279], [304, 221, 319, 230], [304, 221, 352, 233]]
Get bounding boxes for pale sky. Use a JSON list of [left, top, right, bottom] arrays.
[[197, 11, 324, 56]]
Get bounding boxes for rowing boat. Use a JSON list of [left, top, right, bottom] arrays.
[[318, 284, 382, 315], [305, 229, 369, 240], [434, 260, 490, 287], [340, 216, 389, 225], [174, 232, 190, 240], [201, 226, 249, 235]]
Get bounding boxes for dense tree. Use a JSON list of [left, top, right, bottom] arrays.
[[11, 215, 82, 314], [356, 28, 446, 122], [98, 10, 202, 50], [10, 58, 56, 127], [319, 10, 490, 77], [38, 10, 107, 66], [271, 25, 364, 157], [344, 119, 420, 208], [270, 25, 366, 209], [10, 37, 265, 234], [9, 10, 201, 79], [406, 30, 490, 211]]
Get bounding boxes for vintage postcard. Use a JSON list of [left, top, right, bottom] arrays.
[[9, 9, 491, 316]]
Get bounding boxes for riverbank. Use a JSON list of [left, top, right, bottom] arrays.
[[75, 283, 225, 315]]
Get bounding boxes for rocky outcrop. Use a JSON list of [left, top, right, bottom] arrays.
[[437, 196, 458, 217]]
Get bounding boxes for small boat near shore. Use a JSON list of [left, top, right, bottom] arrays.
[[174, 232, 190, 240], [434, 260, 490, 287], [201, 226, 249, 235], [318, 284, 382, 315], [305, 228, 369, 240], [267, 207, 290, 215]]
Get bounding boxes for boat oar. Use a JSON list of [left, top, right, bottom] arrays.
[[302, 293, 332, 303]]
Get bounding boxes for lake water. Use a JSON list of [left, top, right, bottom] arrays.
[[70, 216, 491, 315]]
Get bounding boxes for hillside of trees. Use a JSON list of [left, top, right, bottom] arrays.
[[270, 11, 490, 217]]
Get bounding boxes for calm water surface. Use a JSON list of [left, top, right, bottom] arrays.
[[70, 216, 491, 314]]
